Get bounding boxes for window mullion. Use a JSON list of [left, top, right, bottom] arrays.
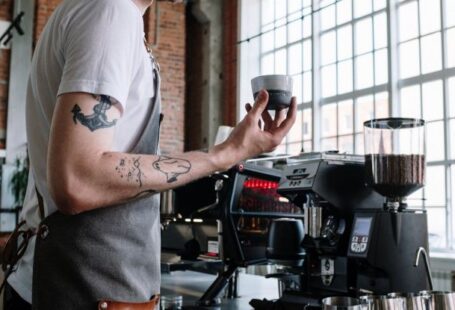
[[387, 0, 400, 117], [312, 0, 322, 151]]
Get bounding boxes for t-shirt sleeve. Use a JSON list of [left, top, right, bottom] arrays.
[[57, 2, 143, 112]]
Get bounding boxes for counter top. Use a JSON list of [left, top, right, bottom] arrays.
[[161, 270, 279, 309]]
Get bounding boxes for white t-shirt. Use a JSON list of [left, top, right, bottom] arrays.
[[8, 0, 156, 302]]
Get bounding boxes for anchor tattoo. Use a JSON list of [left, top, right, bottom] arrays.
[[71, 95, 117, 131]]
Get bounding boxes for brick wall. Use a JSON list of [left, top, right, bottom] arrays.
[[34, 0, 61, 46], [222, 0, 238, 127], [145, 2, 186, 154], [0, 0, 14, 149]]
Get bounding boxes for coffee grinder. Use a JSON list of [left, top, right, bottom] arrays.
[[351, 118, 430, 293]]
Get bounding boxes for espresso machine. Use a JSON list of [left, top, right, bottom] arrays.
[[271, 118, 430, 307]]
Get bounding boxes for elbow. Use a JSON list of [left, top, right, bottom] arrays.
[[48, 174, 93, 215]]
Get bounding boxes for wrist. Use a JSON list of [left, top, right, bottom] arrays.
[[208, 142, 241, 172]]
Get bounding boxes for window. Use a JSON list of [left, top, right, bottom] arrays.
[[239, 0, 455, 251]]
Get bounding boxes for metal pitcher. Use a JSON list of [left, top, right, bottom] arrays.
[[322, 297, 363, 310], [387, 292, 426, 310], [359, 294, 406, 310], [419, 291, 455, 310]]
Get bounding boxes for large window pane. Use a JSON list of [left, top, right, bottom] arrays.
[[375, 92, 389, 118], [338, 100, 353, 135], [355, 95, 374, 132], [303, 108, 312, 140], [400, 85, 421, 119], [451, 119, 455, 159], [289, 43, 303, 75], [419, 0, 440, 36], [288, 0, 302, 14], [288, 142, 303, 155], [449, 77, 455, 118], [422, 80, 443, 121], [337, 25, 352, 60], [275, 49, 287, 74], [262, 0, 274, 25], [275, 0, 286, 19], [321, 4, 336, 31], [425, 166, 446, 206], [337, 0, 352, 25], [303, 72, 313, 102], [421, 33, 442, 74], [355, 53, 374, 89], [303, 15, 312, 38], [447, 28, 455, 68], [339, 135, 354, 153], [321, 103, 337, 137], [373, 0, 386, 11], [288, 19, 302, 43], [303, 40, 312, 71], [399, 1, 419, 42], [426, 121, 445, 162], [338, 60, 353, 94], [353, 0, 372, 18], [261, 53, 275, 75], [321, 138, 337, 151], [427, 207, 447, 249], [446, 0, 455, 28], [275, 23, 287, 48], [293, 74, 303, 103], [321, 65, 337, 98], [321, 31, 336, 65], [261, 24, 275, 53], [355, 17, 373, 55], [399, 40, 420, 79], [288, 110, 303, 142], [375, 49, 388, 85], [374, 13, 388, 49], [355, 133, 364, 154], [303, 141, 313, 152]]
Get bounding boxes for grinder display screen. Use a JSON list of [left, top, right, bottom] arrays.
[[353, 217, 372, 235]]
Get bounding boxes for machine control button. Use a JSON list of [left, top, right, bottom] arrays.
[[352, 236, 359, 242], [361, 236, 368, 243], [360, 243, 367, 252]]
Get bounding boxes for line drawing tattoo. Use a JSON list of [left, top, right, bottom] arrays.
[[71, 95, 117, 131], [152, 156, 191, 183], [115, 157, 145, 187]]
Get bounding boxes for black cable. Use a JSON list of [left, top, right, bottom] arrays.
[[237, 0, 343, 45]]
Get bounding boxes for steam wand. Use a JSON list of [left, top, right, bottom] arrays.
[[414, 247, 434, 291]]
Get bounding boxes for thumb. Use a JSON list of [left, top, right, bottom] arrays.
[[250, 89, 269, 117]]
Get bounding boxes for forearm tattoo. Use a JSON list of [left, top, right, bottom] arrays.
[[71, 95, 117, 131], [152, 156, 191, 183], [115, 157, 145, 187]]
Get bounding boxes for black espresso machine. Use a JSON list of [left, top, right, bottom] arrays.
[[196, 119, 431, 308]]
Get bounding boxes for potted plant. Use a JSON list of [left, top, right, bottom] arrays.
[[10, 155, 29, 207]]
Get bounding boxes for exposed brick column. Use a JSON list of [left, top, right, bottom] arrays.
[[145, 2, 186, 154], [222, 0, 238, 127], [0, 0, 14, 148]]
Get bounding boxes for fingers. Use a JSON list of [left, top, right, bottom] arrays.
[[274, 97, 297, 137], [274, 108, 286, 127], [261, 109, 273, 130], [249, 89, 269, 118]]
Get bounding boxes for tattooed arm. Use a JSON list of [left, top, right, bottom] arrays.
[[48, 91, 296, 214]]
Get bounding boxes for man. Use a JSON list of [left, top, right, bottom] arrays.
[[5, 0, 296, 308]]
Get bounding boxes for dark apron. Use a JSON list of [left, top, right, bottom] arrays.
[[32, 56, 162, 310]]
